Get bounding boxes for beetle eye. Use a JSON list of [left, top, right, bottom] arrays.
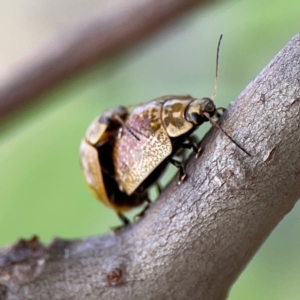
[[205, 102, 215, 112]]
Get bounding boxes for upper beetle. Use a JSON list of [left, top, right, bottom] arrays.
[[80, 106, 149, 225], [113, 35, 250, 196]]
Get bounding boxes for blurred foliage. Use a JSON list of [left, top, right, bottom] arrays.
[[0, 0, 300, 299]]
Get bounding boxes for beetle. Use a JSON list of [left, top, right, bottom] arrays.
[[112, 35, 250, 196], [80, 106, 149, 225]]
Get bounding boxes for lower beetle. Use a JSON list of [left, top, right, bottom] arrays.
[[113, 35, 250, 196], [80, 106, 149, 225]]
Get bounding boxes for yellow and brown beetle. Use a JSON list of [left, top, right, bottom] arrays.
[[80, 106, 149, 225], [113, 35, 250, 197]]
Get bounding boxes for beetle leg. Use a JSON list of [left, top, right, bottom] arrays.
[[217, 107, 226, 113], [111, 213, 130, 233], [195, 146, 203, 158], [216, 107, 226, 118], [155, 182, 162, 195], [181, 142, 198, 153], [117, 212, 130, 226], [134, 198, 152, 222], [181, 141, 202, 159], [187, 135, 199, 145], [169, 158, 187, 185], [142, 199, 151, 214], [187, 135, 202, 157]]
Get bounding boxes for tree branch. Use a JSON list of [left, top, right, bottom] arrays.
[[1, 33, 300, 300], [0, 0, 210, 121]]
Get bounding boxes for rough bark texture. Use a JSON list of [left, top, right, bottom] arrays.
[[1, 33, 300, 300], [0, 0, 210, 121]]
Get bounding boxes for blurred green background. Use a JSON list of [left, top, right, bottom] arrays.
[[0, 0, 300, 299]]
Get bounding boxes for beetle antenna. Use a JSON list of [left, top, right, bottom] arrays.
[[115, 115, 140, 141], [211, 34, 223, 101], [203, 112, 251, 156]]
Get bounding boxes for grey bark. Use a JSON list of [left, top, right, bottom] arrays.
[[1, 33, 300, 300]]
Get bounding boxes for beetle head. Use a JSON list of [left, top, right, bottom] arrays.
[[185, 98, 216, 125]]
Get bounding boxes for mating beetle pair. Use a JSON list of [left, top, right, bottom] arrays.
[[79, 35, 250, 226]]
